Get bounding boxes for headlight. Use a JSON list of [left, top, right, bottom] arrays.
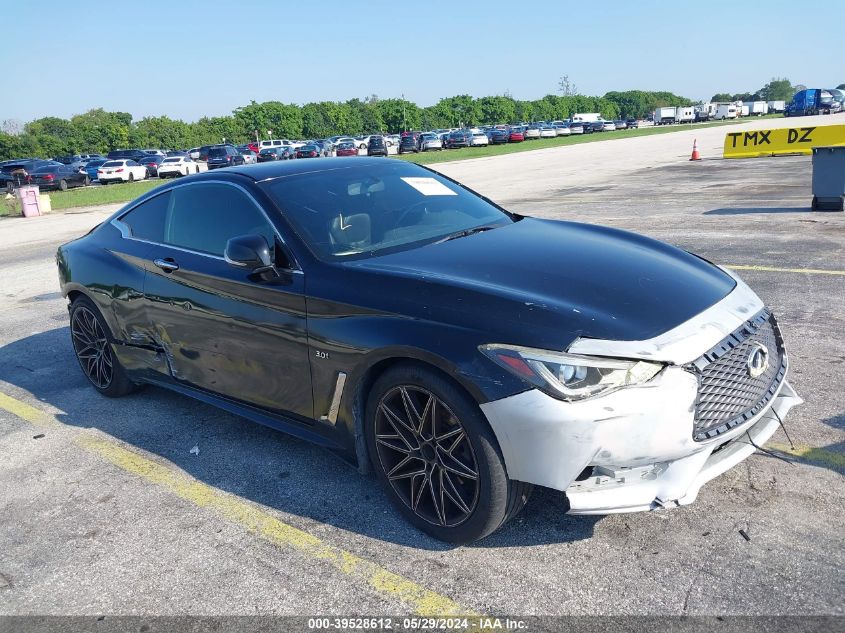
[[480, 344, 663, 402]]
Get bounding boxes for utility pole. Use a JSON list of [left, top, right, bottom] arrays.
[[402, 93, 407, 132]]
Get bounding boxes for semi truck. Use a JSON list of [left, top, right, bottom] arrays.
[[653, 106, 676, 125], [784, 89, 838, 116]]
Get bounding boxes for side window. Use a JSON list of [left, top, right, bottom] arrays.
[[163, 183, 276, 258], [119, 191, 170, 242]]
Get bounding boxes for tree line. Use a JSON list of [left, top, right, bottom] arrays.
[[0, 90, 692, 161], [711, 77, 808, 104]]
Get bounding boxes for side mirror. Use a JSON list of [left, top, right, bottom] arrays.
[[224, 234, 273, 272]]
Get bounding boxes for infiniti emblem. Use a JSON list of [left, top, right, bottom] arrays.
[[746, 342, 769, 378]]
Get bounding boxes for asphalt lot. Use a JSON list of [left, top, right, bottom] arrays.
[[0, 119, 843, 617]]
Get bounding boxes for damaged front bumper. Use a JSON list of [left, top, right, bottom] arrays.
[[480, 373, 801, 514], [478, 271, 802, 515]]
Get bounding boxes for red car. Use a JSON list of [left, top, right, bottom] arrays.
[[508, 128, 525, 142], [247, 142, 260, 154], [335, 142, 359, 157]]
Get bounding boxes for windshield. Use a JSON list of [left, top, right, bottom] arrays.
[[102, 161, 123, 167], [261, 162, 512, 261]]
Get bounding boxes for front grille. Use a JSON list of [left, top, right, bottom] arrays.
[[689, 309, 786, 441]]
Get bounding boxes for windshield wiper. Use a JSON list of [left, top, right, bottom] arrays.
[[435, 225, 497, 244]]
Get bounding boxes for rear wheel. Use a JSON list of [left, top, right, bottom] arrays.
[[83, 176, 90, 186], [366, 364, 532, 544], [59, 179, 68, 191], [128, 173, 134, 183], [70, 296, 137, 397]]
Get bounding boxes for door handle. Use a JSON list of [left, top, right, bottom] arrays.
[[154, 258, 179, 273]]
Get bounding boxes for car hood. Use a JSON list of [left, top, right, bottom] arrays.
[[345, 218, 736, 347]]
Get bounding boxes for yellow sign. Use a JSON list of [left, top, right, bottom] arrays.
[[723, 123, 845, 158]]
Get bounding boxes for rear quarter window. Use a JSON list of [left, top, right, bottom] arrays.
[[118, 192, 171, 242]]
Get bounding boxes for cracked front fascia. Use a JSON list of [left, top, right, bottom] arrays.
[[567, 269, 763, 365]]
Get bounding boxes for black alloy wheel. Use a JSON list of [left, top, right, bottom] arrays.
[[71, 304, 113, 390], [69, 297, 137, 397], [375, 385, 480, 528], [367, 365, 532, 543]]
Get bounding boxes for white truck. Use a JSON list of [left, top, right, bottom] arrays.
[[570, 112, 603, 123], [744, 101, 769, 116], [674, 106, 695, 123], [713, 104, 738, 120], [767, 100, 786, 113], [695, 103, 717, 121], [653, 106, 677, 125]]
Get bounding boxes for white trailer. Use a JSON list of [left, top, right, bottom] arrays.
[[713, 104, 738, 120], [571, 112, 602, 123], [674, 106, 695, 123], [653, 106, 676, 125], [740, 105, 750, 117], [767, 100, 786, 113], [744, 101, 769, 116]]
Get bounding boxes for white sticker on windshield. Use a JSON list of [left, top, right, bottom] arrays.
[[400, 177, 458, 196]]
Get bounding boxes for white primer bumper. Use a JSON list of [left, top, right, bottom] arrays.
[[480, 378, 801, 514], [478, 271, 801, 514]]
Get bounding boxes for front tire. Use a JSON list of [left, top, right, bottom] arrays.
[[366, 364, 532, 544], [128, 173, 134, 183], [69, 296, 137, 398]]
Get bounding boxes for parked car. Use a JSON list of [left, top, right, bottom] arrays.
[[54, 155, 86, 169], [240, 150, 258, 165], [489, 129, 509, 144], [419, 133, 443, 151], [398, 135, 420, 154], [539, 125, 557, 138], [139, 154, 165, 177], [1, 159, 55, 191], [524, 125, 541, 139], [166, 150, 188, 157], [568, 121, 584, 135], [29, 162, 89, 190], [553, 123, 571, 136], [206, 145, 246, 170], [85, 159, 108, 182], [335, 142, 359, 157], [58, 157, 800, 544], [446, 130, 471, 148], [626, 118, 639, 129], [508, 127, 525, 142], [190, 145, 213, 161], [107, 149, 149, 162], [589, 121, 606, 132], [367, 136, 389, 157], [158, 156, 199, 178], [296, 144, 320, 159], [470, 131, 490, 146], [142, 149, 166, 157], [601, 121, 617, 132], [258, 148, 283, 162], [613, 119, 628, 130], [97, 159, 148, 184]]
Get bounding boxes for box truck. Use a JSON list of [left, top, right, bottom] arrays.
[[653, 106, 676, 125], [713, 104, 738, 120], [767, 100, 786, 113], [571, 113, 603, 123], [744, 101, 769, 116], [674, 106, 695, 123]]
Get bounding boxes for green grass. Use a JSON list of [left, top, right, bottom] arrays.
[[397, 114, 783, 165], [1, 113, 784, 215], [47, 180, 166, 210]]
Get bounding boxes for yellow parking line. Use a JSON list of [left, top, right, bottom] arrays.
[[768, 443, 845, 469], [0, 392, 470, 616], [725, 264, 845, 276]]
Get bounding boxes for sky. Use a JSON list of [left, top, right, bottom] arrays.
[[3, 0, 841, 124]]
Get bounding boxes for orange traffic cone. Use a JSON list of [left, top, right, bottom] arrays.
[[690, 139, 701, 161]]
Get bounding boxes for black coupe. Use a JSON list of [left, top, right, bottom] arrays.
[[57, 159, 798, 543]]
